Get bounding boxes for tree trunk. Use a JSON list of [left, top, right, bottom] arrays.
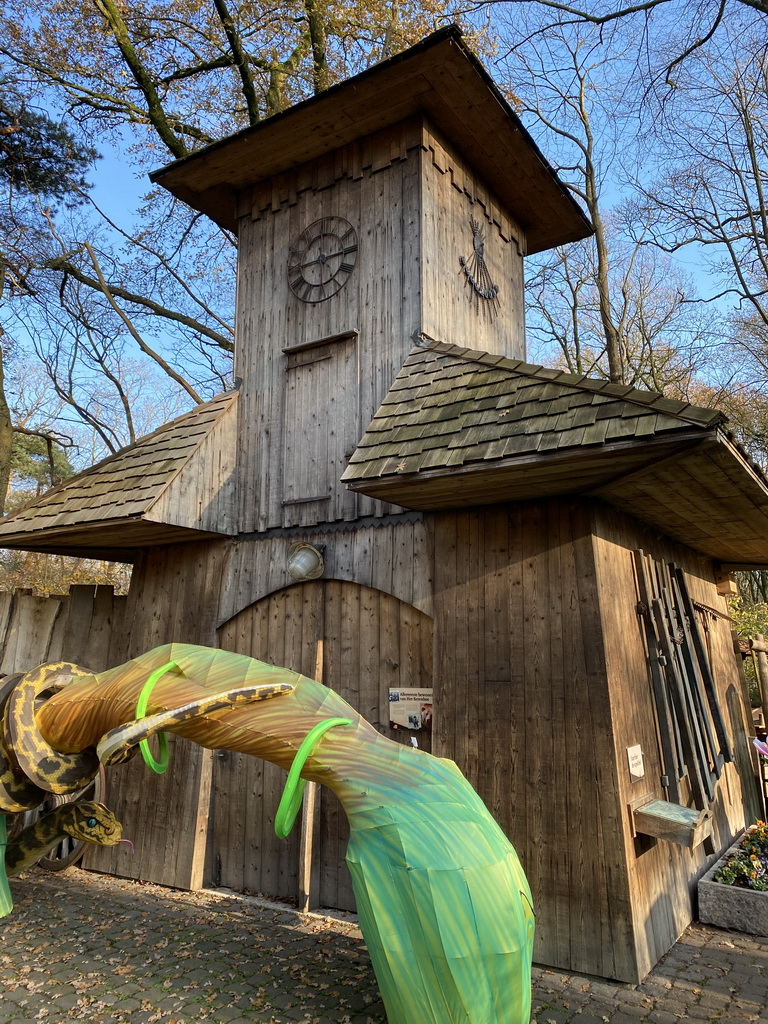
[[0, 332, 14, 515]]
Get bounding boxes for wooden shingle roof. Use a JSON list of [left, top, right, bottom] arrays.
[[342, 340, 768, 566], [0, 391, 238, 561]]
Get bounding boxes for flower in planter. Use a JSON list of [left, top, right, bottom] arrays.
[[753, 737, 768, 758], [714, 821, 768, 891]]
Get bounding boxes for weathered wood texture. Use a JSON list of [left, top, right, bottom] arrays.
[[216, 578, 433, 909], [0, 585, 126, 674], [429, 501, 634, 981], [85, 540, 231, 888], [234, 118, 526, 533], [88, 518, 433, 898], [420, 123, 525, 348], [0, 394, 237, 559], [146, 392, 238, 535], [591, 503, 755, 980], [218, 514, 432, 624]]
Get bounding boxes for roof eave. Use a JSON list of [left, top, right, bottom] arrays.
[[149, 26, 592, 253], [345, 428, 768, 565], [0, 518, 234, 562], [343, 430, 712, 506]]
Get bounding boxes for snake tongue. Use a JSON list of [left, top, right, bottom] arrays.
[[118, 838, 135, 853]]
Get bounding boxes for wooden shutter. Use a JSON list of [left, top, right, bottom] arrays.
[[282, 335, 358, 526]]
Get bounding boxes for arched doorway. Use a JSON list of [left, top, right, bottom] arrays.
[[214, 579, 433, 910]]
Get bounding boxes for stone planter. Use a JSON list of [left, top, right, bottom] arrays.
[[698, 831, 768, 937]]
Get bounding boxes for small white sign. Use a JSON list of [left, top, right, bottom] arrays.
[[627, 744, 645, 781]]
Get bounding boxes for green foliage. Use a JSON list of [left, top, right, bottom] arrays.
[[727, 589, 768, 709], [0, 82, 96, 200], [729, 594, 768, 640], [714, 821, 768, 891], [10, 431, 74, 490]]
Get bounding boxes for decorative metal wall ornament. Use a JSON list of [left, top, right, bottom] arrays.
[[459, 216, 500, 317]]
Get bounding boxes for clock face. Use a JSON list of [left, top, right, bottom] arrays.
[[287, 216, 358, 303]]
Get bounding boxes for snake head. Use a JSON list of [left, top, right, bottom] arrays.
[[62, 800, 123, 846]]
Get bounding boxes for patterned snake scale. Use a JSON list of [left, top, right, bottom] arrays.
[[0, 659, 294, 872], [8, 645, 534, 1024], [5, 800, 122, 875]]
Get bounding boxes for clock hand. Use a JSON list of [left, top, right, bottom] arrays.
[[300, 248, 353, 269]]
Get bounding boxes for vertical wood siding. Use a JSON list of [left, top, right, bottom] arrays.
[[146, 394, 238, 535], [591, 504, 754, 980], [282, 337, 358, 525], [0, 584, 126, 673], [420, 123, 526, 356], [216, 578, 433, 909], [234, 117, 528, 534], [234, 125, 422, 532], [87, 519, 433, 895], [430, 502, 634, 981], [85, 541, 231, 889], [217, 516, 433, 624]]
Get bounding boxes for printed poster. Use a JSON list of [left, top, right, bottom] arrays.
[[389, 688, 433, 730]]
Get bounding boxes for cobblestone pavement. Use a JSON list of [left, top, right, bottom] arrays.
[[1, 867, 766, 1024]]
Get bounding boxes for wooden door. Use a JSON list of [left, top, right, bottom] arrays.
[[215, 579, 433, 910], [282, 336, 358, 527]]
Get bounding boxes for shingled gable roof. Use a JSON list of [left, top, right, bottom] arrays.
[[342, 340, 768, 566], [0, 391, 238, 562]]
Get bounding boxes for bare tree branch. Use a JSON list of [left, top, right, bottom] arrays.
[[81, 242, 203, 404], [212, 0, 262, 123], [92, 0, 190, 158]]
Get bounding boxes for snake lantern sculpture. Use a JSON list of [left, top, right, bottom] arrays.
[[0, 645, 534, 1024]]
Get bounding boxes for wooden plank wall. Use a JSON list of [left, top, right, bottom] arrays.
[[235, 122, 423, 533], [88, 518, 432, 896], [420, 123, 526, 354], [282, 337, 358, 525], [591, 503, 754, 980], [146, 393, 238, 535], [85, 540, 231, 888], [234, 116, 528, 535], [0, 584, 126, 674], [212, 517, 433, 907], [218, 514, 432, 624], [216, 578, 433, 910], [429, 500, 635, 981]]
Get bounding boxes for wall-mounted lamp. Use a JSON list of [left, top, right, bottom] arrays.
[[287, 542, 325, 581]]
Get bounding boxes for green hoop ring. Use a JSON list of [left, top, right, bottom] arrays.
[[274, 717, 352, 838], [135, 660, 179, 774]]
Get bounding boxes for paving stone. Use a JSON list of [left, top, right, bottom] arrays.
[[611, 1012, 651, 1024], [697, 990, 733, 1009], [5, 870, 768, 1024], [644, 1010, 683, 1024], [614, 1002, 653, 1017]]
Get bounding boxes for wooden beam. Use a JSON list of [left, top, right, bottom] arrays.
[[298, 638, 325, 912]]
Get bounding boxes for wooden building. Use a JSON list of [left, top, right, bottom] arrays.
[[1, 26, 766, 984]]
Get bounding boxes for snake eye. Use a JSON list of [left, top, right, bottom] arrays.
[[86, 817, 97, 828]]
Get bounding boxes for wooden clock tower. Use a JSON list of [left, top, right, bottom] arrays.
[[152, 25, 590, 535], [0, 25, 761, 986]]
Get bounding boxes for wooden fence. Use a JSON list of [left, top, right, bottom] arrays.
[[0, 585, 126, 675]]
